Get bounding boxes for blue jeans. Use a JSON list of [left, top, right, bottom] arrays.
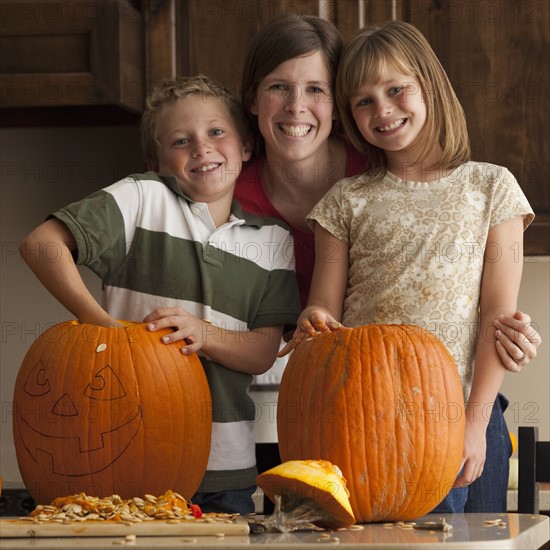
[[465, 393, 512, 512], [431, 482, 468, 513], [191, 486, 256, 515], [431, 394, 511, 513]]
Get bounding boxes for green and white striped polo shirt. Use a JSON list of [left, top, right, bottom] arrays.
[[52, 171, 300, 492]]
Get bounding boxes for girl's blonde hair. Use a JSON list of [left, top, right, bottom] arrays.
[[141, 75, 249, 165], [336, 20, 470, 176]]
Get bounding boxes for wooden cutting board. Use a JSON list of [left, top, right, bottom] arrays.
[[0, 517, 250, 538]]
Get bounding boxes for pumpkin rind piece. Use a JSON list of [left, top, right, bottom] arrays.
[[257, 459, 355, 528], [277, 324, 465, 523], [13, 320, 212, 504]]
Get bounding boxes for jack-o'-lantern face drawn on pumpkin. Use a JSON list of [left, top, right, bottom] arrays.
[[13, 321, 212, 505], [15, 358, 142, 476]]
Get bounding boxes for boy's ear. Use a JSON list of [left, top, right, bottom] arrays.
[[145, 159, 159, 172]]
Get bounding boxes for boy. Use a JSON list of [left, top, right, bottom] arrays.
[[19, 75, 301, 514]]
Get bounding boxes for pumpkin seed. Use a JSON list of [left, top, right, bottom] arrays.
[[24, 490, 238, 526], [484, 519, 504, 525]]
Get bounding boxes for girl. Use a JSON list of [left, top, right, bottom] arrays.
[[235, 15, 540, 370], [281, 20, 535, 513]]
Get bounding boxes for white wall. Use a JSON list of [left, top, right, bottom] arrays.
[[1, 126, 548, 490], [500, 257, 550, 440], [0, 126, 143, 489]]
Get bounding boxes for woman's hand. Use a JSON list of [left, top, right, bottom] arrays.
[[494, 311, 541, 372], [143, 307, 206, 354], [278, 307, 346, 357]]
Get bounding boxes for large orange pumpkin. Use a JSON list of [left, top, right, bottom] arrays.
[[13, 320, 211, 504], [277, 324, 465, 523]]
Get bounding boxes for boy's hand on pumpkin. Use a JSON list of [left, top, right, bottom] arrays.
[[143, 307, 205, 354], [78, 311, 118, 327]]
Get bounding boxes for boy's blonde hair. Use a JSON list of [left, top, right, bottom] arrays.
[[336, 20, 470, 176], [141, 75, 249, 165]]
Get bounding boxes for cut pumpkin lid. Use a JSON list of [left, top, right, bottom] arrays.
[[256, 459, 356, 529]]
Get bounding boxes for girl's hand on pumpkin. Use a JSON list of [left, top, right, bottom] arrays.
[[277, 308, 345, 357], [277, 328, 307, 357], [494, 311, 541, 372], [453, 423, 487, 488], [143, 307, 205, 354], [300, 307, 343, 335]]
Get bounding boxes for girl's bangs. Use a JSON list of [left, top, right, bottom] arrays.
[[350, 46, 413, 96], [360, 50, 388, 86]]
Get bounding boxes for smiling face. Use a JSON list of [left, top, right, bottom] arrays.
[[251, 50, 335, 164], [15, 360, 142, 476], [350, 65, 427, 163], [13, 321, 212, 505], [154, 95, 251, 205]]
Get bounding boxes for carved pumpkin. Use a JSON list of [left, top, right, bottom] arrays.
[[257, 459, 355, 529], [13, 320, 211, 504], [277, 324, 465, 523]]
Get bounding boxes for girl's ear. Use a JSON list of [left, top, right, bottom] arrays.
[[145, 159, 159, 172]]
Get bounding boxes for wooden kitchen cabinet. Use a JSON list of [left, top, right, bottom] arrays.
[[403, 0, 549, 255], [143, 0, 394, 91], [144, 0, 320, 94], [0, 0, 143, 115], [2, 0, 547, 253]]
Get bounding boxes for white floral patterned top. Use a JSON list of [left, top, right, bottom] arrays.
[[307, 161, 534, 396]]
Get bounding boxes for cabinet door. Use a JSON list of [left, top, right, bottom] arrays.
[[143, 0, 384, 96], [404, 0, 549, 255], [0, 0, 143, 112], [144, 0, 323, 92]]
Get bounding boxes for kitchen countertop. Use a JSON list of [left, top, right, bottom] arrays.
[[0, 513, 548, 549]]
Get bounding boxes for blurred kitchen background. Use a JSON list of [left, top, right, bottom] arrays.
[[1, 0, 548, 509]]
